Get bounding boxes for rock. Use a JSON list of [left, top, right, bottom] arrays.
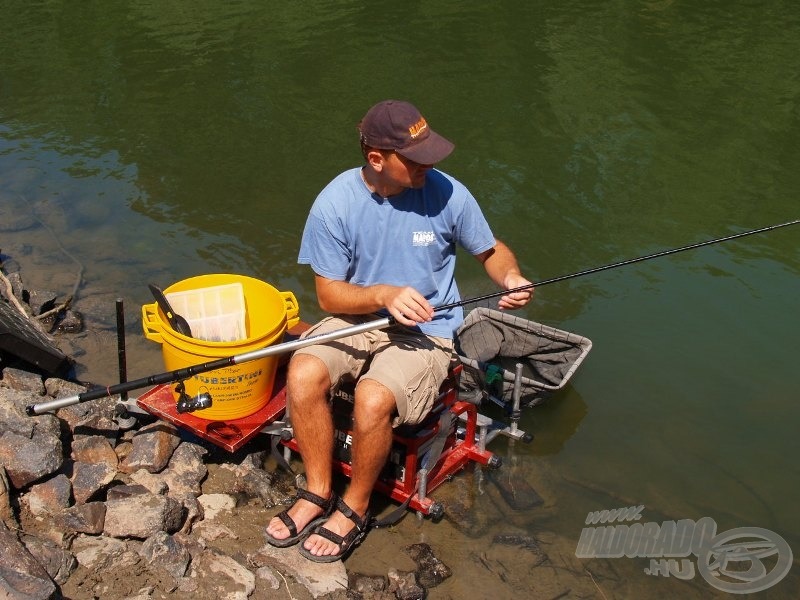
[[71, 461, 116, 503], [190, 548, 256, 600], [139, 531, 191, 580], [71, 534, 130, 571], [72, 413, 120, 443], [137, 440, 208, 496], [0, 466, 18, 528], [350, 573, 387, 594], [0, 387, 61, 439], [27, 473, 72, 516], [71, 435, 119, 468], [405, 542, 452, 588], [387, 568, 424, 600], [106, 483, 152, 500], [119, 422, 181, 474], [56, 501, 107, 535], [197, 493, 236, 521], [21, 534, 78, 584], [129, 469, 170, 495], [28, 289, 57, 316], [249, 544, 348, 598], [0, 367, 45, 395], [0, 429, 63, 489], [255, 565, 282, 590], [0, 520, 57, 599], [104, 493, 184, 539], [54, 309, 83, 333], [221, 462, 285, 507]]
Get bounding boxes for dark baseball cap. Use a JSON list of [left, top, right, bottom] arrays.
[[358, 100, 455, 165]]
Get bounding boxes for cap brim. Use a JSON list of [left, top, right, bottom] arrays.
[[396, 130, 455, 165]]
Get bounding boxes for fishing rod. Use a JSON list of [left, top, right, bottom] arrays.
[[26, 219, 798, 416], [435, 219, 800, 312]]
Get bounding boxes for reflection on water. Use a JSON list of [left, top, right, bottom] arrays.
[[2, 1, 799, 596]]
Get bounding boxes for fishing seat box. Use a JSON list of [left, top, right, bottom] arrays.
[[283, 364, 496, 517]]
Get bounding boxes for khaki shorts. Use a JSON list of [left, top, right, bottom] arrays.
[[292, 315, 454, 426]]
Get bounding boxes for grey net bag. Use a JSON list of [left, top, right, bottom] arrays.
[[454, 307, 592, 407]]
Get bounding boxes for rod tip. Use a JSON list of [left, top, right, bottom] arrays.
[[25, 405, 36, 416]]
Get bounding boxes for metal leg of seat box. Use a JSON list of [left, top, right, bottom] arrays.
[[459, 363, 533, 448]]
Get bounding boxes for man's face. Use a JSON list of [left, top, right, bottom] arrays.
[[383, 151, 433, 189]]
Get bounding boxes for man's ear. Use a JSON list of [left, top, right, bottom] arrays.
[[366, 148, 386, 172]]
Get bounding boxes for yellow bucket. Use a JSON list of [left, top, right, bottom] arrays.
[[142, 274, 299, 421]]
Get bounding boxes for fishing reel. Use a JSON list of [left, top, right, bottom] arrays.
[[174, 381, 213, 413]]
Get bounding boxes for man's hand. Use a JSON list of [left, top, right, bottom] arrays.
[[383, 285, 434, 326], [497, 274, 533, 310]]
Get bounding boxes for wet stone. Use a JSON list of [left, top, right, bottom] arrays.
[[405, 542, 452, 588], [387, 569, 424, 600]]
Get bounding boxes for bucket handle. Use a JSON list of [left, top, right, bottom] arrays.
[[141, 302, 164, 344], [281, 291, 300, 329]]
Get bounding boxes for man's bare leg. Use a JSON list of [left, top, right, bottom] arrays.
[[302, 378, 394, 558], [265, 354, 334, 541]]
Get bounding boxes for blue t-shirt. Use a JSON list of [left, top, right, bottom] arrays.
[[298, 167, 495, 338]]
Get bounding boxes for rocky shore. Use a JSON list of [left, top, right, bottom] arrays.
[[0, 364, 462, 600]]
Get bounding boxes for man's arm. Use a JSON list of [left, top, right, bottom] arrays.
[[314, 275, 433, 327], [474, 239, 533, 309]]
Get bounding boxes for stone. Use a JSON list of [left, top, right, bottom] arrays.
[[249, 544, 348, 598], [71, 435, 119, 467], [21, 535, 77, 584], [197, 493, 236, 521], [56, 501, 107, 535], [0, 367, 45, 395], [0, 520, 57, 599], [27, 473, 72, 516], [0, 430, 63, 489], [119, 422, 181, 474], [139, 531, 191, 580], [71, 534, 129, 571], [387, 569, 424, 600], [190, 549, 256, 600], [405, 542, 452, 588], [71, 461, 116, 503], [104, 493, 184, 539]]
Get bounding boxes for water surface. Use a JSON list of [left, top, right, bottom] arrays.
[[1, 2, 798, 597]]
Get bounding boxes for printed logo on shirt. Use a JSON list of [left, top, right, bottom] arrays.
[[412, 231, 436, 246]]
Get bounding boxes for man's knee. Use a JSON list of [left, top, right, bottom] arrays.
[[287, 354, 330, 404], [352, 379, 396, 429]]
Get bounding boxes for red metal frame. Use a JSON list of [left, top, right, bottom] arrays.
[[282, 366, 496, 516]]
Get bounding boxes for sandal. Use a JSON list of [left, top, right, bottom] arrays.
[[265, 488, 336, 548], [298, 496, 371, 563]]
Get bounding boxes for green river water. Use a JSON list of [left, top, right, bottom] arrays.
[[1, 2, 798, 598]]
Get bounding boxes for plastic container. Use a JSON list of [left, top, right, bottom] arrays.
[[142, 274, 299, 421], [165, 282, 246, 342]]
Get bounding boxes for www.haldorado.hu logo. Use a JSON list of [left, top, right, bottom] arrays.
[[575, 506, 793, 594]]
